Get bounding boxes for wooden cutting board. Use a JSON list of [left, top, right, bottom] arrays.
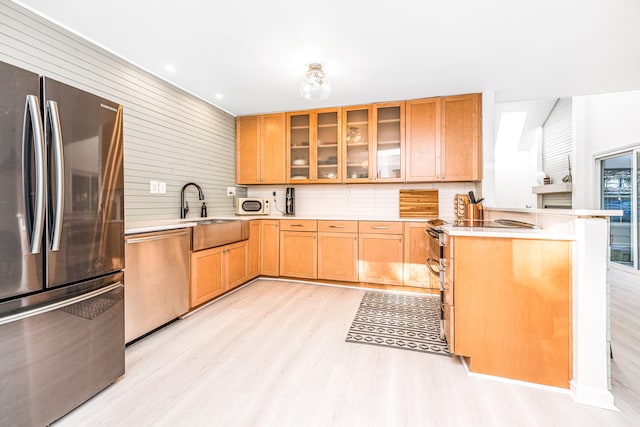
[[399, 189, 439, 218]]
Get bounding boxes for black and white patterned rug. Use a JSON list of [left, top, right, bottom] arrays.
[[345, 291, 450, 356]]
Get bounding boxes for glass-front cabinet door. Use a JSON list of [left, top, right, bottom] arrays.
[[343, 106, 372, 182], [315, 109, 341, 183], [373, 102, 405, 182], [287, 109, 341, 183], [288, 113, 312, 182]]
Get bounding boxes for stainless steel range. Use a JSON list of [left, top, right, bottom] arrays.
[[424, 219, 448, 341]]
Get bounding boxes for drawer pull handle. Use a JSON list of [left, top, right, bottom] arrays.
[[372, 226, 389, 229], [291, 224, 304, 227], [329, 225, 345, 229]]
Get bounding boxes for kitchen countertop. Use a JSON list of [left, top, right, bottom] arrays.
[[125, 215, 429, 234], [443, 224, 576, 240], [483, 206, 623, 217]]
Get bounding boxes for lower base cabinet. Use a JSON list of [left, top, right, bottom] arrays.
[[454, 236, 571, 388], [279, 220, 317, 279], [260, 220, 280, 276], [248, 220, 260, 279], [190, 240, 248, 308], [279, 231, 317, 279], [358, 222, 404, 285], [404, 222, 437, 289], [317, 220, 359, 282]]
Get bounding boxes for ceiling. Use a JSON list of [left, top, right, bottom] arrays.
[[15, 0, 640, 116]]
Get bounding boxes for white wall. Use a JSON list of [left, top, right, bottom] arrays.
[[573, 89, 640, 208], [0, 1, 237, 224]]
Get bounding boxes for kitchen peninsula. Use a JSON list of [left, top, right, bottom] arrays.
[[444, 206, 619, 409]]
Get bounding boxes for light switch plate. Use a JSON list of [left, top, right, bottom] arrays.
[[158, 181, 166, 193], [149, 180, 159, 194]]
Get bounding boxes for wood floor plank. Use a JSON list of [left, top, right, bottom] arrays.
[[53, 278, 639, 426]]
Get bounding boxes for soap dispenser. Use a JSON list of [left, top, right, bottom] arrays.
[[200, 202, 207, 217]]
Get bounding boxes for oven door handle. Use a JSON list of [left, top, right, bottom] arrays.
[[426, 258, 441, 276], [425, 229, 440, 240]]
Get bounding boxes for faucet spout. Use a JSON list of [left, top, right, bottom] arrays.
[[180, 182, 205, 218]]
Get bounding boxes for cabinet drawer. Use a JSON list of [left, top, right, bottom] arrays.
[[358, 221, 403, 234], [318, 220, 358, 233], [280, 219, 317, 231]]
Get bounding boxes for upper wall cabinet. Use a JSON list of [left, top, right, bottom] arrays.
[[342, 105, 373, 182], [441, 94, 482, 181], [236, 113, 286, 184], [373, 102, 405, 182], [405, 97, 441, 181], [236, 93, 482, 185], [287, 108, 342, 183], [406, 94, 482, 182]]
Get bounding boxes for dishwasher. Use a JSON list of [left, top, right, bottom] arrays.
[[124, 228, 190, 343]]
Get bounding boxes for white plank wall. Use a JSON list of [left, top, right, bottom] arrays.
[[542, 98, 573, 207], [0, 0, 237, 223]]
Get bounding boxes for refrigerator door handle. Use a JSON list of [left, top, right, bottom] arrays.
[[24, 95, 46, 254], [47, 100, 65, 251]]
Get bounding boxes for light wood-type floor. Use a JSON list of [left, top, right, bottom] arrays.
[[54, 277, 639, 426]]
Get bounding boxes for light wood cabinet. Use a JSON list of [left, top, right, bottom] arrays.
[[248, 220, 260, 279], [441, 94, 482, 181], [226, 241, 249, 289], [405, 97, 441, 181], [190, 246, 224, 308], [453, 236, 571, 388], [238, 92, 481, 185], [373, 102, 405, 182], [317, 221, 358, 282], [279, 219, 317, 279], [190, 240, 249, 308], [358, 221, 404, 285], [260, 220, 280, 276], [236, 113, 286, 184], [343, 105, 373, 182], [287, 108, 341, 183], [403, 222, 436, 289], [405, 94, 482, 182]]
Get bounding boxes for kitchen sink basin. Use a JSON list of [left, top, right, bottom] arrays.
[[191, 220, 249, 251]]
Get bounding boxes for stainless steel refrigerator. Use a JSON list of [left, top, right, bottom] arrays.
[[0, 60, 125, 426]]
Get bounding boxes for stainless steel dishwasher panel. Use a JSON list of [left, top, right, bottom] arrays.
[[125, 228, 190, 343]]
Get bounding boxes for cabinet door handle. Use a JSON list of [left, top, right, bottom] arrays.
[[372, 226, 389, 230], [291, 224, 305, 227], [329, 225, 345, 229]]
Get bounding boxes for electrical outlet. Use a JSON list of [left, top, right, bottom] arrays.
[[441, 186, 449, 196], [227, 187, 236, 197], [158, 181, 166, 194], [149, 180, 159, 194]]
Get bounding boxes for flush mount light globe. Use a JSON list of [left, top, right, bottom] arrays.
[[299, 63, 331, 100]]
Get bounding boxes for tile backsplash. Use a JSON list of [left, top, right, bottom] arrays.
[[247, 182, 480, 220]]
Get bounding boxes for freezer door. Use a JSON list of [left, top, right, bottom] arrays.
[[0, 60, 44, 299], [42, 78, 124, 287], [0, 272, 124, 426]]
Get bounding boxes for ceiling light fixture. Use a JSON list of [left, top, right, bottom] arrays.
[[299, 63, 330, 100]]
